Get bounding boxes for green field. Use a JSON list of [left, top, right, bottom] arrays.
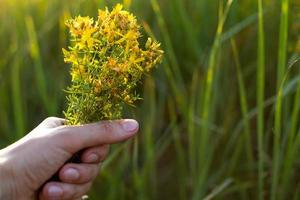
[[1, 0, 300, 199]]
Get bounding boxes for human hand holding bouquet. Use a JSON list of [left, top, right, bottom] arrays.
[[59, 2, 163, 170]]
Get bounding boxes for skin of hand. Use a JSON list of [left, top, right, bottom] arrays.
[[0, 117, 139, 200]]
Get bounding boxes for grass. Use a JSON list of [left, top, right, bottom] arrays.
[[272, 0, 289, 199], [1, 0, 300, 199], [257, 0, 265, 199]]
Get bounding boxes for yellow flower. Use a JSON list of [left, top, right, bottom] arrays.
[[98, 8, 109, 23], [63, 49, 78, 65], [79, 28, 97, 49], [94, 80, 102, 93], [63, 4, 163, 125], [112, 4, 124, 14], [67, 16, 94, 37], [71, 65, 85, 81]]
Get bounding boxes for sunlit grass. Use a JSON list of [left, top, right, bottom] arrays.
[[0, 0, 300, 199]]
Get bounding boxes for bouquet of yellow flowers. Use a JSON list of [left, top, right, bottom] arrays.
[[63, 4, 163, 125]]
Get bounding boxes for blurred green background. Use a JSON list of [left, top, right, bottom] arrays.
[[1, 0, 300, 199]]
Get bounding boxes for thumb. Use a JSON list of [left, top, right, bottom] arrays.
[[38, 117, 66, 129], [53, 119, 139, 153]]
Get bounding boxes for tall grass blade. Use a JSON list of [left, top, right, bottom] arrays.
[[203, 178, 233, 200], [188, 72, 198, 183], [142, 22, 184, 112], [11, 53, 25, 139], [281, 68, 300, 199], [257, 0, 266, 199], [25, 15, 53, 115], [272, 0, 289, 199], [142, 78, 157, 199], [195, 0, 233, 198], [231, 39, 253, 162], [171, 0, 201, 59], [150, 0, 186, 99]]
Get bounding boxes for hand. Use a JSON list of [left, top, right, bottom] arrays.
[[0, 117, 138, 200]]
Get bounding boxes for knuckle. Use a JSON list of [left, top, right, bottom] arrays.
[[51, 126, 80, 153], [43, 116, 59, 123], [50, 126, 69, 140], [66, 185, 78, 199], [90, 164, 99, 177], [63, 164, 96, 183], [99, 121, 114, 134], [55, 125, 69, 134], [52, 125, 67, 134], [74, 183, 92, 198], [99, 145, 110, 160], [76, 164, 98, 183], [83, 165, 96, 181], [41, 117, 66, 129], [92, 165, 100, 178]]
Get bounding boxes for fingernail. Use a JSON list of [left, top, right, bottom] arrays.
[[48, 185, 63, 197], [64, 168, 79, 180], [87, 153, 99, 163], [122, 119, 139, 132]]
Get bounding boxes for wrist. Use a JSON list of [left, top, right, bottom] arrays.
[[0, 150, 15, 200]]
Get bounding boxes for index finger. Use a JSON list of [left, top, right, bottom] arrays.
[[55, 119, 138, 153]]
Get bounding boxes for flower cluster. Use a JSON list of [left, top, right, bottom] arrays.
[[63, 4, 163, 125]]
